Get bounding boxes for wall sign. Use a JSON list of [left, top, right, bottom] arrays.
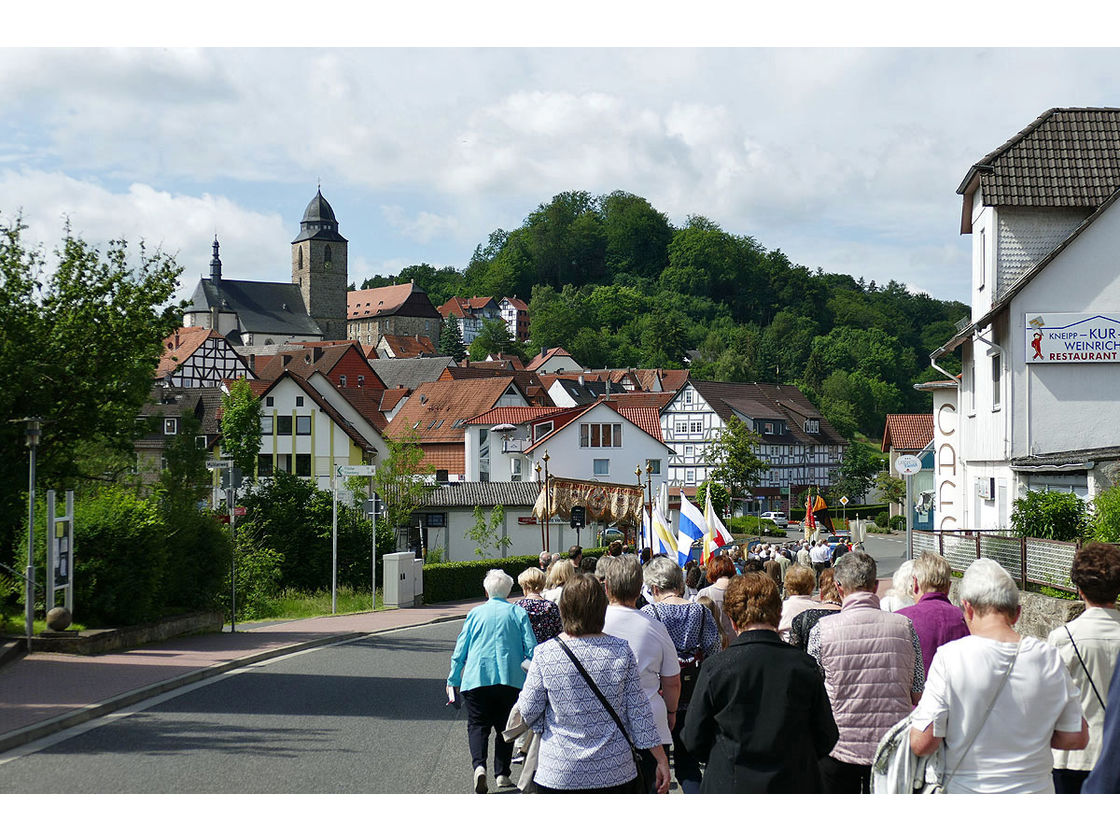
[[1026, 312, 1120, 363]]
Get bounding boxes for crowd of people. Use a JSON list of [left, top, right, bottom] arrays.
[[446, 535, 1120, 795]]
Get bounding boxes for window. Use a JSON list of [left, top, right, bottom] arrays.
[[275, 454, 292, 474], [686, 468, 695, 484], [674, 420, 688, 435], [277, 415, 293, 435], [804, 419, 819, 434], [479, 428, 490, 483], [163, 418, 178, 435], [195, 435, 207, 449], [593, 459, 610, 476], [261, 416, 273, 435], [266, 396, 274, 407], [339, 375, 347, 387], [296, 396, 304, 407], [967, 361, 976, 412], [296, 415, 311, 435], [991, 354, 1001, 410], [511, 458, 522, 481], [298, 246, 303, 271], [647, 459, 661, 476], [684, 389, 693, 404], [257, 454, 273, 477], [324, 245, 332, 269], [689, 420, 702, 433], [295, 454, 311, 477], [357, 375, 365, 387], [580, 423, 622, 448], [684, 445, 694, 456], [978, 229, 986, 291], [763, 422, 775, 435], [425, 513, 446, 528]]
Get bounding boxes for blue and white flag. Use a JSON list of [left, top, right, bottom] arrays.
[[677, 491, 706, 566]]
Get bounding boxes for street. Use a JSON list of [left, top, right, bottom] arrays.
[[0, 622, 497, 794]]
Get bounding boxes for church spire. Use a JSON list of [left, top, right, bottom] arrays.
[[210, 236, 222, 282]]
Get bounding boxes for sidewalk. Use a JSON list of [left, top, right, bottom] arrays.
[[0, 600, 481, 755]]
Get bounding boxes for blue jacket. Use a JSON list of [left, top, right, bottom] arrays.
[[447, 597, 537, 692], [1084, 651, 1120, 793]]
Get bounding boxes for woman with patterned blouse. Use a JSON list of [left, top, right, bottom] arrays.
[[641, 556, 721, 794], [515, 567, 562, 643], [516, 574, 671, 793]]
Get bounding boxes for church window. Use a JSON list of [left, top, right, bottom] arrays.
[[298, 246, 303, 270], [324, 245, 332, 269]]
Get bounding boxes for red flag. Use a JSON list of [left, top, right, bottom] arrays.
[[805, 493, 816, 529], [813, 494, 836, 534]]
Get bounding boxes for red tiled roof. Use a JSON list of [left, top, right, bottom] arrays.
[[155, 327, 218, 377], [615, 405, 664, 442], [659, 369, 690, 394], [380, 388, 410, 412], [437, 298, 470, 319], [380, 334, 436, 358], [502, 296, 529, 311], [347, 282, 415, 319], [526, 347, 575, 371], [419, 444, 465, 474], [466, 406, 572, 426], [606, 392, 676, 411], [384, 377, 521, 443], [882, 414, 934, 452], [336, 388, 390, 432], [522, 398, 665, 454], [255, 343, 375, 382]]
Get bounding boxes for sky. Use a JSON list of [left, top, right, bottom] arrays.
[[3, 6, 1120, 308]]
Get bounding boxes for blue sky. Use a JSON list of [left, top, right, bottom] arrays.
[[3, 13, 1119, 306]]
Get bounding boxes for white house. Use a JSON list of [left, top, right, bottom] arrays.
[[660, 380, 846, 511], [525, 347, 582, 374], [413, 482, 542, 563], [931, 108, 1120, 530], [464, 399, 671, 487]]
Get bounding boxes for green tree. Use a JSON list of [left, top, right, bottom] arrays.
[[1011, 490, 1088, 541], [439, 313, 468, 361], [0, 219, 183, 563], [696, 479, 731, 518], [1090, 484, 1120, 542], [219, 378, 262, 480], [708, 417, 768, 504], [157, 411, 210, 506], [465, 504, 513, 560], [833, 442, 881, 502], [372, 431, 434, 547], [469, 317, 519, 362], [874, 470, 907, 507]]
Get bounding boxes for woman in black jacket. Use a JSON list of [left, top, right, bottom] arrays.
[[681, 572, 838, 793]]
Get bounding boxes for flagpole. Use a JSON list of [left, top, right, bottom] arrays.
[[535, 461, 544, 554], [645, 462, 653, 555], [635, 465, 644, 556]]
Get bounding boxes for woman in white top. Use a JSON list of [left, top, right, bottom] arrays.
[[910, 558, 1088, 793], [541, 559, 576, 603]]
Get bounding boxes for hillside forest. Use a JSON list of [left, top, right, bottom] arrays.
[[357, 190, 968, 442]]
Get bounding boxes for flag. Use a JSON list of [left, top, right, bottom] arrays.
[[643, 507, 675, 556], [813, 493, 836, 534], [703, 485, 733, 565], [804, 492, 817, 531], [677, 491, 706, 566]]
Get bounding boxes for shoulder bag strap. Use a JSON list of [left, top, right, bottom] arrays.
[[1065, 625, 1106, 709], [942, 640, 1020, 786], [555, 637, 637, 751]]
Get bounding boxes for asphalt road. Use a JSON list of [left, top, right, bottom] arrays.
[[0, 622, 505, 795], [760, 529, 909, 579]]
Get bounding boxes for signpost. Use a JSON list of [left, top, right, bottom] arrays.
[[570, 505, 586, 549], [332, 464, 377, 613], [894, 454, 923, 564], [207, 459, 237, 631]]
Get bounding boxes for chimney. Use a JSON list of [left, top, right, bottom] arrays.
[[174, 331, 180, 349]]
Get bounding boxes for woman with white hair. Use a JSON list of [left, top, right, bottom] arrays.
[[910, 558, 1088, 793], [447, 569, 538, 794], [879, 560, 917, 612]]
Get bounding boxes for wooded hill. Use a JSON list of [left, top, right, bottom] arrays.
[[357, 190, 968, 441]]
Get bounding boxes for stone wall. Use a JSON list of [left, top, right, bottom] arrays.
[[32, 610, 225, 655], [947, 580, 1083, 640]]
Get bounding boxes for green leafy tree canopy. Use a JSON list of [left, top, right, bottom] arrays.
[[709, 417, 768, 503], [220, 378, 262, 480]]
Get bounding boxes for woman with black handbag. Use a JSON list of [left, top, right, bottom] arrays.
[[515, 573, 671, 793], [642, 556, 722, 793]]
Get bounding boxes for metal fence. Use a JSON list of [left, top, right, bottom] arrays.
[[908, 530, 1111, 593]]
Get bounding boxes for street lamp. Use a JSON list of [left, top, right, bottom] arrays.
[[542, 451, 551, 552], [635, 465, 643, 555], [12, 417, 42, 650]]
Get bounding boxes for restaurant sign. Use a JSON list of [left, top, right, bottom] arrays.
[[1026, 312, 1120, 363]]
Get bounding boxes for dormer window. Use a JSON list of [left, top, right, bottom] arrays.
[[763, 422, 775, 435], [339, 375, 347, 387], [804, 419, 820, 434], [163, 418, 178, 435]]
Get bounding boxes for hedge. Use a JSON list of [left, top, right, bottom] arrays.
[[422, 546, 609, 604]]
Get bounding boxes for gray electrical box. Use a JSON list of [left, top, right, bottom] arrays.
[[383, 551, 424, 608]]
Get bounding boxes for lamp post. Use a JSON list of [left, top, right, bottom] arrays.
[[645, 461, 654, 554], [535, 461, 544, 552], [15, 417, 42, 650], [542, 451, 551, 553], [635, 465, 643, 555]]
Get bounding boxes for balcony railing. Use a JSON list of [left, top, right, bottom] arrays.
[[501, 439, 527, 453]]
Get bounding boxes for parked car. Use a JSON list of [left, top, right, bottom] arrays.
[[760, 511, 789, 528], [825, 530, 852, 546]]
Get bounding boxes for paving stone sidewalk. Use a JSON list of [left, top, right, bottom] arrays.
[[0, 601, 481, 755]]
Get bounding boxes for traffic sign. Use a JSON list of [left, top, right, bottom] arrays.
[[337, 464, 376, 477], [233, 506, 247, 516], [839, 496, 849, 506], [206, 459, 232, 470], [895, 454, 922, 476]]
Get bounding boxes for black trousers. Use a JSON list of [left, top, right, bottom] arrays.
[[462, 684, 520, 776], [1053, 768, 1090, 794], [819, 755, 871, 794]]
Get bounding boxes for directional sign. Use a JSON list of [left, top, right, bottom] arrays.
[[337, 464, 376, 477], [895, 454, 922, 476], [206, 459, 232, 470]]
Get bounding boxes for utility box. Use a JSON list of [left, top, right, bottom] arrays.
[[383, 551, 424, 608]]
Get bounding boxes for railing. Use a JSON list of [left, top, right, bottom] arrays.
[[501, 439, 527, 453], [909, 530, 1112, 593]]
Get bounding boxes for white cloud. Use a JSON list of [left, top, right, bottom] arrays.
[[0, 170, 289, 297], [380, 205, 461, 243]]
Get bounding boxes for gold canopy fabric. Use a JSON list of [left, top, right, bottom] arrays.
[[531, 477, 645, 524]]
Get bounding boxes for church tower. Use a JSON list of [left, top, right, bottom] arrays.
[[292, 188, 348, 340]]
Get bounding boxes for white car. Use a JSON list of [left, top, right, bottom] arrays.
[[760, 511, 789, 528]]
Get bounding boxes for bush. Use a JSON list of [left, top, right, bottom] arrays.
[[159, 505, 230, 613], [223, 528, 284, 621], [889, 514, 907, 530], [728, 516, 785, 537], [1091, 484, 1120, 542], [72, 486, 169, 626], [866, 523, 891, 534], [874, 512, 889, 529], [1011, 490, 1088, 541], [423, 555, 542, 604]]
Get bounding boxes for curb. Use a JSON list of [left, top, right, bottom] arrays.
[[0, 612, 467, 756]]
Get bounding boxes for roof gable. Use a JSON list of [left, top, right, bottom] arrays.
[[882, 413, 935, 452], [384, 376, 524, 442]]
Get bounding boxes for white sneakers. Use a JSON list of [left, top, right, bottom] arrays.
[[473, 766, 487, 794], [496, 774, 515, 788]]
